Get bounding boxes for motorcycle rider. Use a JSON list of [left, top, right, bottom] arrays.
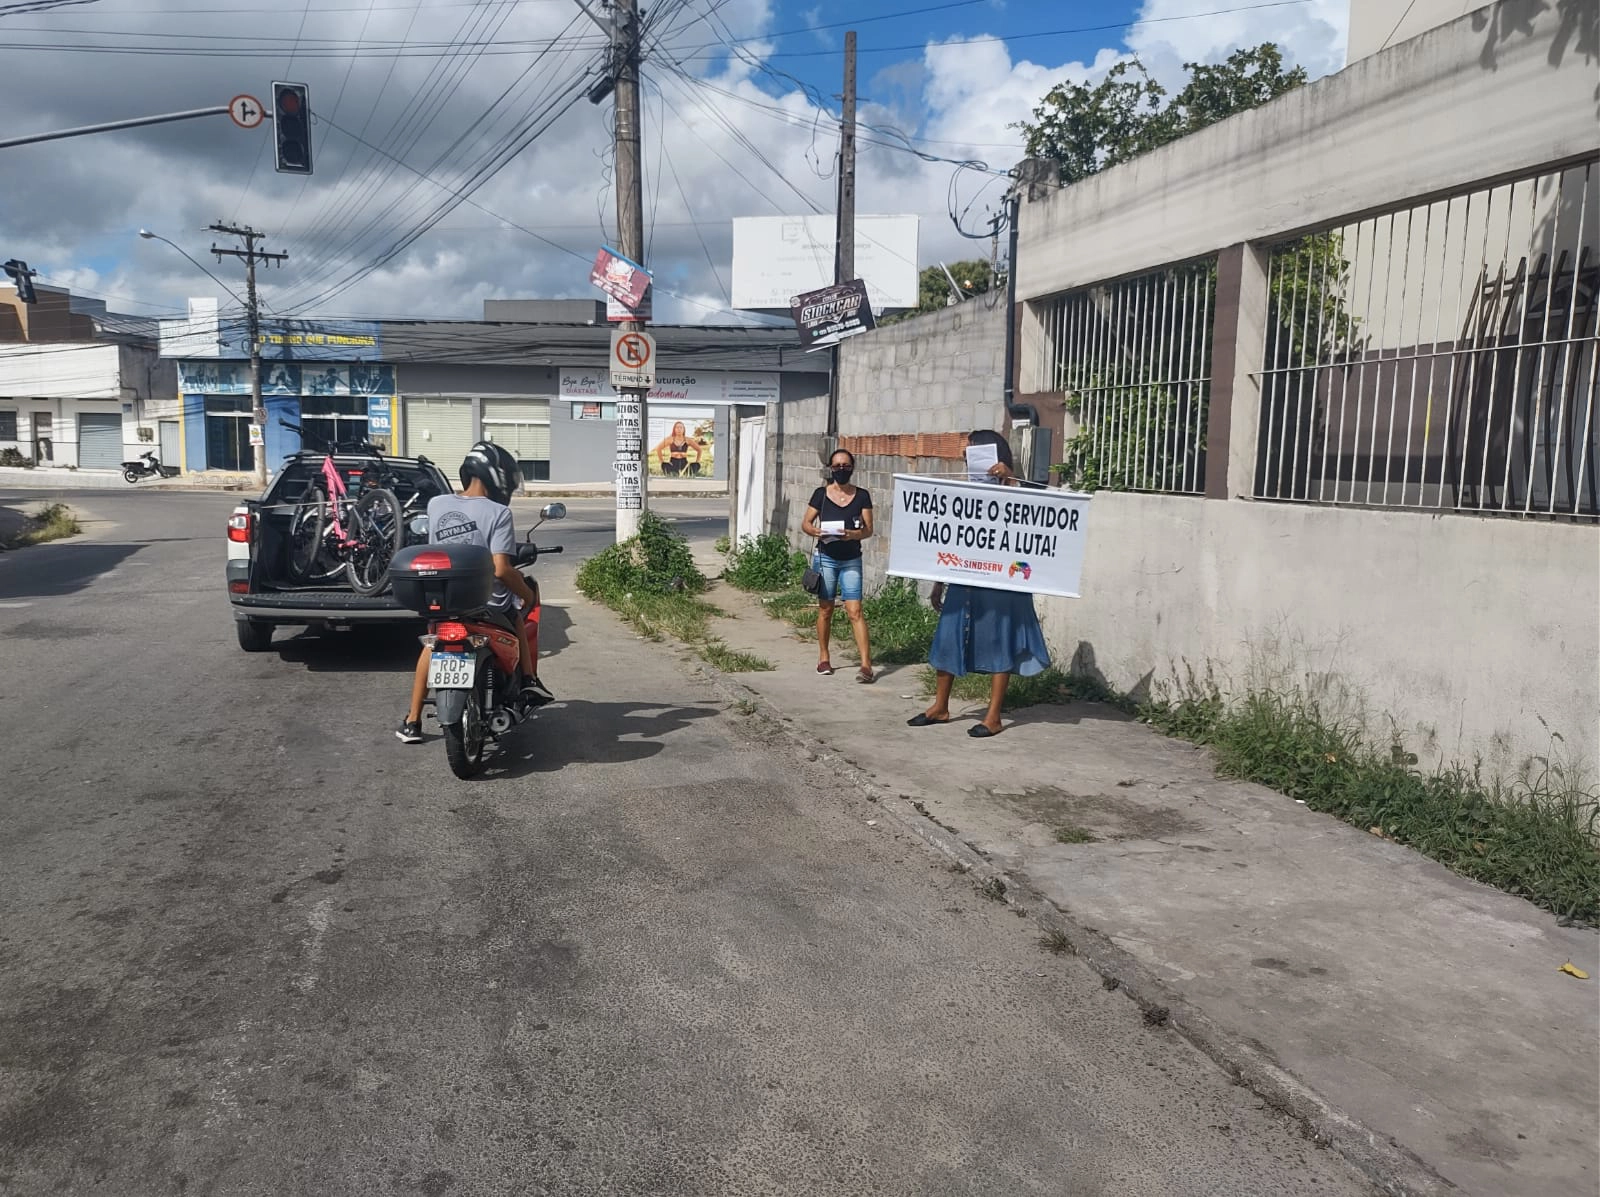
[[396, 441, 553, 743]]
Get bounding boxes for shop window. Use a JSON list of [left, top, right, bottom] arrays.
[[301, 393, 369, 452], [0, 410, 16, 440], [571, 402, 616, 421], [204, 396, 254, 472]]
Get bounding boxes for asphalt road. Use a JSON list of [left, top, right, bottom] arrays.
[[0, 491, 1375, 1197]]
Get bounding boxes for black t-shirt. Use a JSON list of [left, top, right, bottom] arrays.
[[809, 485, 873, 561]]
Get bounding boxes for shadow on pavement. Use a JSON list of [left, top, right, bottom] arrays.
[[0, 542, 143, 599], [273, 625, 424, 673], [534, 602, 572, 655], [477, 699, 722, 779]]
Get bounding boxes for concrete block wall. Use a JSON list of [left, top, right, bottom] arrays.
[[837, 302, 1006, 438]]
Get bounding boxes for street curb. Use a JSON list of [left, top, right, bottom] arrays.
[[686, 658, 1459, 1197]]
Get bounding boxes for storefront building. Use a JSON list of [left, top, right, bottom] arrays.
[[159, 299, 398, 475]]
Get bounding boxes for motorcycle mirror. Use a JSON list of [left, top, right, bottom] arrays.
[[539, 502, 567, 522]]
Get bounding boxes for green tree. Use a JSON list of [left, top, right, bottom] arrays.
[[883, 259, 996, 323], [1017, 45, 1307, 182]]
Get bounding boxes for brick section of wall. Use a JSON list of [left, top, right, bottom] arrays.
[[839, 432, 966, 460]]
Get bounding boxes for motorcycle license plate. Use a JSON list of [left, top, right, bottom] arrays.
[[428, 652, 475, 690]]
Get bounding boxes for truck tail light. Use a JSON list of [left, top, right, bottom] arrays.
[[227, 511, 253, 543]]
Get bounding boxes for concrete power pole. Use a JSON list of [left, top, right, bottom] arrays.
[[827, 31, 857, 440], [611, 0, 649, 540], [209, 223, 287, 489]]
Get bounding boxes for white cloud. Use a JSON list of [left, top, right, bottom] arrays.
[[0, 1, 1349, 322]]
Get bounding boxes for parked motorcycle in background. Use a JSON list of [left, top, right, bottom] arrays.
[[122, 450, 180, 484], [391, 503, 567, 778]]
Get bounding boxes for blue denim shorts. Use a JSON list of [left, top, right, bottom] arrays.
[[813, 553, 863, 603]]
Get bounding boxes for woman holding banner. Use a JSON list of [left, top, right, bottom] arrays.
[[908, 431, 1050, 738], [801, 448, 876, 683]]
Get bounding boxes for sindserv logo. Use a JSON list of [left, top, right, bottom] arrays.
[[936, 551, 1003, 575]]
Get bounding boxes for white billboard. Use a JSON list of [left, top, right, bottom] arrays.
[[732, 215, 919, 314]]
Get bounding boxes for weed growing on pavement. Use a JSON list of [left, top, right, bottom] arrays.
[[701, 640, 775, 673], [1142, 676, 1600, 926], [722, 533, 806, 592], [5, 503, 80, 548], [1054, 824, 1099, 844], [1038, 928, 1075, 955], [578, 512, 719, 643]]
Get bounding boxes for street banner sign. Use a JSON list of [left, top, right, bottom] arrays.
[[366, 395, 392, 436], [228, 95, 264, 130], [610, 330, 656, 390], [614, 396, 644, 512], [886, 474, 1091, 598], [790, 279, 876, 351], [591, 246, 652, 309], [607, 283, 652, 324]]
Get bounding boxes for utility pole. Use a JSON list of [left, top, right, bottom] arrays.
[[610, 0, 649, 540], [209, 223, 287, 488], [827, 31, 857, 441]]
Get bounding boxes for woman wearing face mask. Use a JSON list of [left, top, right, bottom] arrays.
[[801, 448, 876, 683], [909, 430, 1050, 737]]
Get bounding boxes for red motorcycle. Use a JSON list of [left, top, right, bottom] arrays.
[[391, 504, 565, 778]]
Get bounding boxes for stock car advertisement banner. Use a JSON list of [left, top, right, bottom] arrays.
[[789, 279, 875, 351], [885, 474, 1091, 598]]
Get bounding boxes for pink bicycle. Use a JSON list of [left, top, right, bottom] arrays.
[[284, 448, 404, 595]]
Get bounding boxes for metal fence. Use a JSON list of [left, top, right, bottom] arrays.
[[1039, 260, 1215, 494], [1253, 161, 1599, 517]]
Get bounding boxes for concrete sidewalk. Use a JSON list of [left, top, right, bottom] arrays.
[[694, 579, 1599, 1197]]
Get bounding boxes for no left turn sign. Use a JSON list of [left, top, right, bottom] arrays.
[[229, 95, 265, 130], [610, 329, 656, 390]]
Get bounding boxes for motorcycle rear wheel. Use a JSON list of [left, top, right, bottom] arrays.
[[123, 468, 142, 484], [443, 676, 489, 779]]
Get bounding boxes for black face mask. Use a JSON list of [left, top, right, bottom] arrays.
[[830, 466, 853, 485]]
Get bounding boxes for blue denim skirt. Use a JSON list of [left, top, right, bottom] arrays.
[[928, 584, 1051, 677]]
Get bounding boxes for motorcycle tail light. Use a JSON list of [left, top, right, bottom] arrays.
[[421, 634, 437, 648], [435, 621, 469, 644], [227, 511, 252, 543], [468, 634, 489, 648]]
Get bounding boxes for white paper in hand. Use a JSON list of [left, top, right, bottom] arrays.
[[965, 442, 999, 483], [819, 519, 847, 543]]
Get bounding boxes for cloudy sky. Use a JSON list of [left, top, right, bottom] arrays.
[[1, 0, 1348, 324]]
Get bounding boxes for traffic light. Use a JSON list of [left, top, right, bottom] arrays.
[[2, 259, 37, 304], [272, 82, 312, 175]]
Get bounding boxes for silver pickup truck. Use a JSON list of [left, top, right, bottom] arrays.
[[225, 452, 452, 652]]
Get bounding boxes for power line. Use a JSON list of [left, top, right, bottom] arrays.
[[1378, 0, 1422, 51]]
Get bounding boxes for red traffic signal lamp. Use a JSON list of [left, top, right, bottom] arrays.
[[272, 81, 312, 175]]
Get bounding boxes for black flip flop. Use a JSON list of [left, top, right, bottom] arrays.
[[967, 724, 1000, 738], [906, 713, 948, 727]]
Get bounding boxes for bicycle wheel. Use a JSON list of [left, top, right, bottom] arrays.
[[285, 487, 327, 583], [344, 487, 404, 596]]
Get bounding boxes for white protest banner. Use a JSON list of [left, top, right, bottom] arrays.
[[886, 474, 1090, 598]]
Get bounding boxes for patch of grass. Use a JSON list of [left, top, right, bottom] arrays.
[[1054, 824, 1099, 844], [860, 578, 939, 664], [1142, 674, 1600, 926], [701, 639, 775, 673], [577, 511, 722, 645], [926, 665, 1130, 712], [723, 533, 806, 592], [5, 503, 80, 548], [576, 510, 708, 600], [713, 534, 731, 555]]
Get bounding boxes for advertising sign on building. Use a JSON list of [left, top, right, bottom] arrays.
[[590, 246, 652, 310], [559, 368, 778, 407], [790, 280, 876, 352], [886, 475, 1091, 598], [366, 396, 393, 436]]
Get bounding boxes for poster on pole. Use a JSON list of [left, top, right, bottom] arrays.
[[886, 474, 1091, 598], [615, 396, 643, 510], [590, 246, 652, 310], [790, 279, 876, 351]]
